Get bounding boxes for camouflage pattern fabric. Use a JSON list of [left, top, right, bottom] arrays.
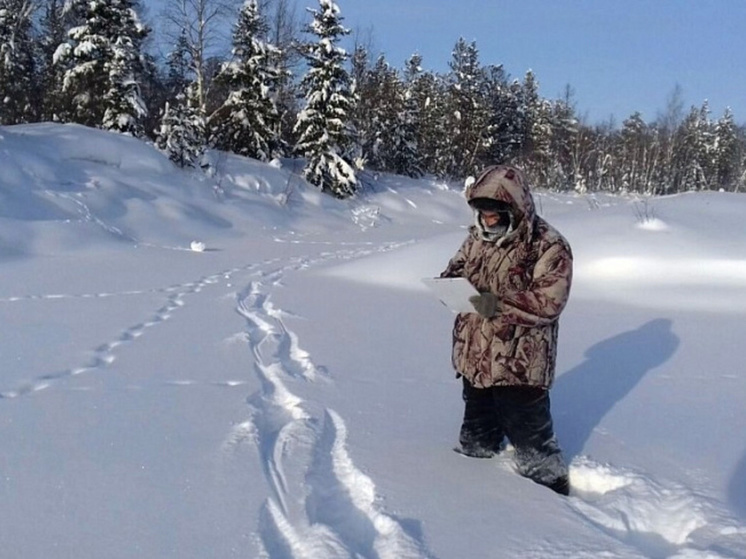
[[441, 165, 573, 389]]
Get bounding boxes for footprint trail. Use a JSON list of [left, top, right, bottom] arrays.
[[231, 249, 434, 559]]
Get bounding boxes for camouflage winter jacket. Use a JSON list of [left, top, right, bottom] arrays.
[[440, 165, 573, 389]]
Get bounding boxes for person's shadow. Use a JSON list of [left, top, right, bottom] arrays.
[[728, 450, 746, 518], [552, 319, 680, 459]]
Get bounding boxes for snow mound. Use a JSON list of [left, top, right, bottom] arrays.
[[190, 240, 206, 252], [569, 457, 710, 555], [575, 255, 746, 312], [579, 256, 746, 286], [570, 457, 633, 495]]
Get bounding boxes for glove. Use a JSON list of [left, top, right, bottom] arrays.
[[469, 292, 498, 318]]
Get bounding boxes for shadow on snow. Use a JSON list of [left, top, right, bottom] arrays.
[[552, 318, 680, 459], [728, 449, 746, 519]]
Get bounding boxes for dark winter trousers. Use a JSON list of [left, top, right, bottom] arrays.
[[459, 378, 569, 494]]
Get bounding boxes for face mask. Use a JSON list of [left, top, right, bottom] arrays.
[[475, 211, 513, 241]]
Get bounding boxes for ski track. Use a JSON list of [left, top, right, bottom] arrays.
[[228, 245, 435, 559]]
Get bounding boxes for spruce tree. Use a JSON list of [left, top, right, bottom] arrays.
[[482, 65, 523, 167], [365, 55, 421, 177], [405, 56, 447, 177], [392, 72, 423, 178], [55, 0, 149, 135], [444, 38, 489, 179], [155, 86, 206, 169], [103, 34, 148, 136], [547, 93, 579, 191], [517, 70, 553, 187], [164, 31, 193, 102], [209, 0, 285, 161], [672, 102, 712, 191], [618, 112, 658, 193], [393, 54, 426, 178], [0, 0, 36, 124], [294, 0, 358, 198], [357, 55, 393, 171], [713, 108, 741, 190]]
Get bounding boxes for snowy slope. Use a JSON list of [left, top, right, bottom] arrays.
[[0, 123, 744, 559]]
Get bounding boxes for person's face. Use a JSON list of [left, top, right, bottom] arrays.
[[478, 210, 502, 228]]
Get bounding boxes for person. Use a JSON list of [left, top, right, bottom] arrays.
[[440, 164, 573, 495]]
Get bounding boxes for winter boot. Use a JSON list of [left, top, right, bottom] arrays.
[[453, 443, 499, 459], [546, 475, 570, 496]]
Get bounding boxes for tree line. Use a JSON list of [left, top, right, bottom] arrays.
[[1, 0, 744, 198]]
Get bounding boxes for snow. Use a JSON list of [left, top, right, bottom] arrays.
[[1, 122, 745, 559]]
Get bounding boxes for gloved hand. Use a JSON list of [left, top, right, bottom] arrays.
[[469, 292, 498, 318]]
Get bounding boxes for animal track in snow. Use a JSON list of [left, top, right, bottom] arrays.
[[0, 264, 256, 399], [0, 241, 404, 400]]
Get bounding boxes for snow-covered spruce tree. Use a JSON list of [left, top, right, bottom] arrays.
[[481, 65, 524, 167], [443, 38, 490, 179], [354, 54, 394, 171], [209, 0, 285, 161], [164, 31, 193, 102], [404, 54, 448, 177], [546, 91, 580, 192], [516, 69, 553, 187], [103, 35, 148, 135], [391, 73, 423, 178], [294, 0, 358, 198], [617, 111, 660, 194], [364, 55, 421, 177], [392, 53, 427, 178], [0, 0, 37, 124], [350, 45, 421, 177], [155, 86, 207, 169], [713, 108, 742, 191], [54, 0, 149, 136], [671, 102, 713, 191]]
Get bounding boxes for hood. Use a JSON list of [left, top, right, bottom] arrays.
[[465, 165, 536, 226], [465, 165, 536, 243]]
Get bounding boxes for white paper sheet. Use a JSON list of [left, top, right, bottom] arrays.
[[421, 277, 479, 314]]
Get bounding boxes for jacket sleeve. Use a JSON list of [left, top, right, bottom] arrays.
[[439, 235, 473, 278], [497, 240, 572, 327]]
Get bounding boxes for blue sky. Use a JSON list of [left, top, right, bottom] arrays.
[[336, 0, 745, 125], [147, 0, 745, 126]]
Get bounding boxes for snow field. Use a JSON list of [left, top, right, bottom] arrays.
[[0, 124, 744, 558]]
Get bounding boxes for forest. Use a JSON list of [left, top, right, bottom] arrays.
[[1, 0, 744, 197]]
